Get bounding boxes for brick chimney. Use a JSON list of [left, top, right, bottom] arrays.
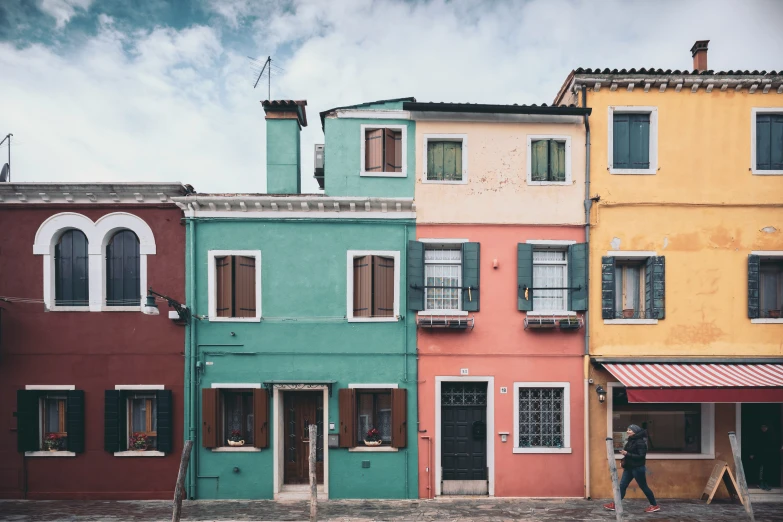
[[691, 40, 709, 73], [262, 100, 308, 194]]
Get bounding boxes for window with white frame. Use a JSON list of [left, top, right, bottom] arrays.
[[752, 109, 783, 174], [41, 393, 68, 450], [532, 250, 567, 312], [608, 107, 658, 175], [361, 125, 406, 177], [527, 136, 570, 184], [347, 250, 400, 321], [423, 135, 467, 183], [424, 247, 462, 312], [127, 393, 157, 450], [208, 250, 261, 321], [514, 382, 570, 453]]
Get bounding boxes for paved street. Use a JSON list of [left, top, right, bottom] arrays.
[[0, 498, 782, 522]]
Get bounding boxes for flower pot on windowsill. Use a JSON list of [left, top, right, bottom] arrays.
[[768, 310, 782, 319], [47, 448, 58, 452], [133, 446, 148, 451], [363, 440, 383, 446], [622, 309, 635, 319], [227, 440, 245, 447]]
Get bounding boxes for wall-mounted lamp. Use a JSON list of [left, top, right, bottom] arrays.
[[143, 288, 191, 323], [595, 385, 607, 404]]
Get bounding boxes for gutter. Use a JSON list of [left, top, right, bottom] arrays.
[[402, 102, 591, 116], [591, 357, 783, 366], [581, 85, 592, 501], [186, 206, 198, 499]]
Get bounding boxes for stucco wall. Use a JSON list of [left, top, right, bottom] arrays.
[[414, 120, 586, 225]]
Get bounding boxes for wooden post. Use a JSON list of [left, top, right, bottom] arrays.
[[309, 424, 317, 522], [171, 440, 194, 522], [606, 438, 624, 522], [729, 431, 755, 521]]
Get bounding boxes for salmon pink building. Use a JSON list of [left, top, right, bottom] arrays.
[[406, 102, 591, 498]]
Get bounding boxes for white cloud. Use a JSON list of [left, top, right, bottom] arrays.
[[38, 0, 94, 28]]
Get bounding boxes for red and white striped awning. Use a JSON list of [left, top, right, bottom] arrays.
[[604, 363, 783, 403]]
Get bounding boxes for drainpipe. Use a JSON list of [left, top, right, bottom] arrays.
[[581, 84, 592, 500], [186, 205, 198, 499]]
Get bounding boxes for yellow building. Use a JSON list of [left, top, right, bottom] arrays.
[[555, 41, 783, 499]]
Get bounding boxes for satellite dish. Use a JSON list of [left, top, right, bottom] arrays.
[[0, 163, 8, 182]]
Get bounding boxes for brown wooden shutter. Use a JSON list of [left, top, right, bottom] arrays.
[[338, 388, 356, 448], [216, 256, 233, 317], [202, 388, 219, 448], [385, 129, 402, 172], [253, 388, 269, 449], [373, 256, 395, 317], [365, 129, 383, 171], [391, 388, 407, 448], [235, 256, 256, 318], [353, 255, 372, 317]]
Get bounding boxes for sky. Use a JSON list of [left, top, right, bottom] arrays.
[[1, 0, 781, 194]]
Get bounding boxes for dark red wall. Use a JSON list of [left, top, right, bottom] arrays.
[[0, 204, 185, 499]]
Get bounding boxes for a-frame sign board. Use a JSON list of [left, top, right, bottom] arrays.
[[701, 460, 744, 505]]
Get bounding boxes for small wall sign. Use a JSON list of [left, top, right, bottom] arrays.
[[460, 368, 469, 375], [500, 387, 508, 394]]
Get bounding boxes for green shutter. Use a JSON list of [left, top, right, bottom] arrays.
[[629, 114, 650, 169], [517, 243, 534, 311], [648, 256, 665, 319], [772, 115, 783, 171], [66, 390, 85, 453], [551, 140, 566, 182], [644, 259, 653, 317], [427, 142, 444, 181], [104, 390, 122, 453], [531, 140, 549, 181], [613, 115, 630, 168], [156, 390, 173, 453], [748, 254, 760, 318], [568, 243, 588, 311], [462, 242, 480, 312], [756, 115, 771, 170], [601, 257, 616, 319], [407, 241, 425, 311], [442, 142, 461, 181], [16, 390, 39, 452]]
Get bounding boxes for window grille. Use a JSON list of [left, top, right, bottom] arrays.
[[518, 387, 564, 448], [442, 382, 487, 407]]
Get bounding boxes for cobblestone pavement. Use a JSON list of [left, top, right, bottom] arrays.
[[1, 498, 782, 522]]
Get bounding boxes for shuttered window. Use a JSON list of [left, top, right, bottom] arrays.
[[756, 113, 783, 171], [339, 387, 407, 449], [215, 255, 257, 318], [530, 139, 566, 182], [201, 388, 268, 449], [365, 128, 402, 172], [106, 230, 140, 306], [55, 230, 89, 306], [16, 389, 84, 453], [427, 141, 463, 181], [104, 389, 172, 453], [760, 260, 783, 318], [601, 256, 665, 320], [613, 113, 650, 169], [352, 255, 395, 318]]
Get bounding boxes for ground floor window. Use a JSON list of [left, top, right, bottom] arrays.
[[41, 394, 68, 451], [513, 382, 571, 453], [222, 390, 254, 447], [356, 390, 392, 444], [127, 393, 157, 450]]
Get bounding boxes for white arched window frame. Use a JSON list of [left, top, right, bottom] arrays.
[[34, 212, 156, 312]]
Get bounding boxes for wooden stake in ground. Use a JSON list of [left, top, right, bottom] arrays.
[[172, 440, 194, 522], [729, 431, 755, 521], [309, 424, 318, 522], [606, 437, 624, 522]]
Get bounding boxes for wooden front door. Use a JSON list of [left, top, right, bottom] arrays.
[[284, 391, 324, 485], [441, 382, 488, 495]]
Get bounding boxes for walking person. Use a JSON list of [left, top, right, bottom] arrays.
[[604, 424, 660, 514]]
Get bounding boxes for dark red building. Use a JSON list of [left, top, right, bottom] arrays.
[[0, 183, 189, 499]]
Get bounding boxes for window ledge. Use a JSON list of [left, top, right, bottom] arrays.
[[347, 317, 400, 323], [25, 451, 76, 457], [360, 171, 407, 178], [751, 169, 783, 175], [348, 446, 398, 452], [48, 307, 90, 312], [527, 180, 570, 186], [114, 450, 165, 457], [604, 319, 659, 325], [422, 178, 467, 185], [208, 316, 262, 323], [751, 318, 783, 324], [418, 310, 469, 316], [614, 453, 715, 460], [609, 168, 657, 175], [513, 447, 572, 454], [526, 311, 576, 317], [211, 447, 261, 452], [101, 306, 142, 312]]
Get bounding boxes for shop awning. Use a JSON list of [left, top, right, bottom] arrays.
[[603, 363, 783, 403]]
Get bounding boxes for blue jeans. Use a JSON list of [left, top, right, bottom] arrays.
[[620, 466, 657, 506]]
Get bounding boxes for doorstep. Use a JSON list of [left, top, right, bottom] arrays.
[[749, 488, 783, 503], [275, 484, 326, 501]]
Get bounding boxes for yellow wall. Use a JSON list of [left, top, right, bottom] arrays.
[[414, 120, 586, 225]]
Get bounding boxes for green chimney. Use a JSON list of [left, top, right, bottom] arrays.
[[262, 100, 308, 194]]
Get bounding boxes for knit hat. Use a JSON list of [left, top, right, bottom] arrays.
[[628, 424, 642, 434]]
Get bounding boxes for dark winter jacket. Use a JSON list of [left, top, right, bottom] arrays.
[[622, 429, 648, 469]]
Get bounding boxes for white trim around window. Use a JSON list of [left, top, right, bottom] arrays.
[[751, 108, 783, 175], [207, 250, 262, 322], [513, 382, 571, 454], [346, 250, 401, 322], [607, 106, 658, 175], [115, 384, 165, 390], [360, 124, 408, 178], [25, 385, 76, 390], [526, 135, 572, 186], [605, 381, 715, 460], [422, 134, 468, 185], [348, 383, 399, 389], [210, 383, 262, 389]]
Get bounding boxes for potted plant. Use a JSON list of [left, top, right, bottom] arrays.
[[227, 429, 245, 447], [769, 309, 781, 319], [622, 309, 635, 319], [43, 433, 63, 451], [363, 428, 383, 446], [129, 432, 150, 451]]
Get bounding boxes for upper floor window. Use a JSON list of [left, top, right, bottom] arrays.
[[602, 253, 665, 323], [527, 136, 570, 185], [407, 241, 480, 315], [55, 230, 89, 307], [608, 107, 658, 175], [752, 111, 783, 174], [532, 250, 567, 312], [347, 250, 400, 322], [208, 250, 261, 322], [749, 253, 783, 321], [517, 242, 587, 314], [360, 125, 407, 177], [423, 134, 468, 184], [425, 248, 462, 312], [106, 230, 140, 307]]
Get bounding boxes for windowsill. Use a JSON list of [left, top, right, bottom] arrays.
[[418, 310, 469, 316], [751, 318, 783, 324], [751, 169, 783, 175], [604, 319, 659, 325], [49, 306, 90, 312], [208, 316, 262, 323], [513, 447, 572, 454], [422, 177, 467, 185], [211, 446, 261, 452], [102, 306, 142, 312], [614, 453, 715, 460], [527, 180, 570, 186], [25, 451, 76, 457], [609, 168, 657, 175], [360, 171, 407, 178], [349, 446, 398, 452], [347, 316, 400, 323], [114, 450, 165, 457], [526, 311, 576, 317]]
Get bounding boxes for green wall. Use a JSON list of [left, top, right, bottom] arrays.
[[267, 119, 301, 194], [185, 218, 417, 500]]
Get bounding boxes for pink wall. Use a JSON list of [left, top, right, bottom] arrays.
[[416, 224, 585, 498]]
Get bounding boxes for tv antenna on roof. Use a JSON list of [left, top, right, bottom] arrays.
[[0, 133, 12, 182], [248, 56, 284, 101]]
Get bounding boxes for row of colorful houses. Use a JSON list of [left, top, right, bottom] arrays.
[[1, 41, 782, 501]]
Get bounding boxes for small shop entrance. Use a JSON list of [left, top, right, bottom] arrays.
[[441, 381, 488, 495], [283, 391, 324, 485], [741, 403, 782, 489]]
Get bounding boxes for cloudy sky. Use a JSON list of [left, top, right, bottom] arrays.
[[1, 0, 781, 194]]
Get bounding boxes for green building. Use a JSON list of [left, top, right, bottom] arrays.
[[173, 98, 418, 499]]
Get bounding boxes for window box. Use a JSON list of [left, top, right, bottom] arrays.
[[416, 314, 474, 329], [346, 250, 400, 322], [360, 125, 407, 177], [751, 109, 783, 175], [558, 317, 582, 330], [524, 317, 557, 329], [527, 135, 571, 185], [422, 134, 468, 184], [207, 250, 261, 322], [608, 107, 658, 175], [338, 387, 407, 449]]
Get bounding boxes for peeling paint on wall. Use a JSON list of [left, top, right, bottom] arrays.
[[610, 237, 621, 250], [761, 226, 777, 234]]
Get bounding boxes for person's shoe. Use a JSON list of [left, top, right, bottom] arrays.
[[760, 482, 771, 491], [644, 505, 661, 513], [603, 502, 615, 511]]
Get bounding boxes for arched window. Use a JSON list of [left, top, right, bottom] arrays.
[[106, 230, 141, 306], [55, 230, 89, 306]]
